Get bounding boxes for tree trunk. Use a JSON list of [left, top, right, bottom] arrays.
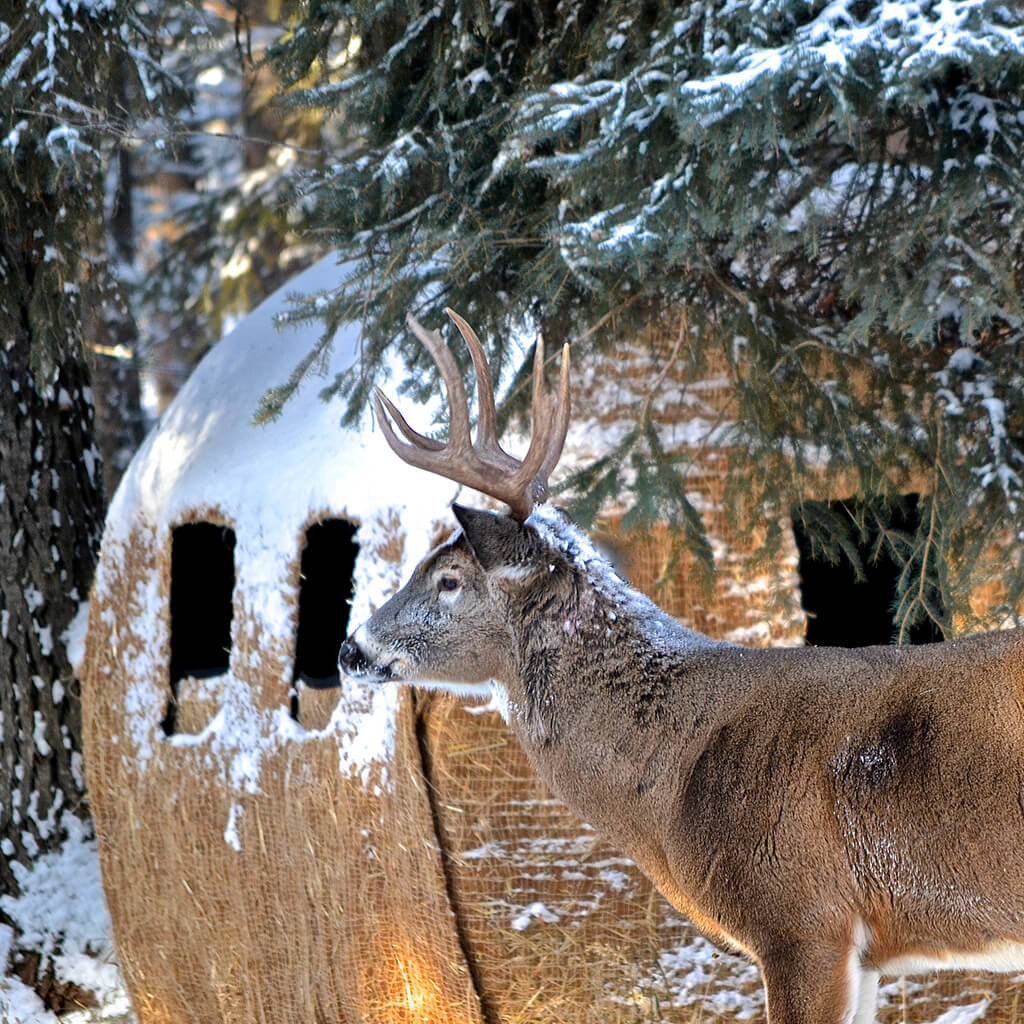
[[0, 246, 104, 896]]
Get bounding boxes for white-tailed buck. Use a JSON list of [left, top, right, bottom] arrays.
[[340, 309, 1024, 1024]]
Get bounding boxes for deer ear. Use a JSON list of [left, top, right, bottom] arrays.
[[452, 504, 526, 571]]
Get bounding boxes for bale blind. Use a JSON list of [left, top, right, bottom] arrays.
[[81, 312, 810, 1023], [82, 520, 780, 1024]]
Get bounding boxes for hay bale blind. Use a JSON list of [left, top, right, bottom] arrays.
[[83, 257, 811, 1024]]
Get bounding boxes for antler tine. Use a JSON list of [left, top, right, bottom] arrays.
[[373, 391, 453, 479], [405, 313, 472, 450], [377, 309, 572, 522], [443, 307, 499, 451], [537, 343, 572, 489], [373, 388, 445, 452], [507, 334, 572, 503]]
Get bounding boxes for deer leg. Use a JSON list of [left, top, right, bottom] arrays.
[[761, 940, 874, 1024], [851, 968, 879, 1024]]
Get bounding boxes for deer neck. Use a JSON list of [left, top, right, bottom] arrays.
[[501, 575, 736, 748], [494, 509, 745, 852]]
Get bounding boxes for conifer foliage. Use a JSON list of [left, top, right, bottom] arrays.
[[135, 0, 328, 402], [266, 0, 1024, 635]]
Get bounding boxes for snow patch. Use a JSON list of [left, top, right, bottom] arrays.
[[224, 802, 243, 851], [61, 600, 90, 677], [509, 901, 560, 931], [926, 1000, 992, 1024], [527, 504, 729, 656], [612, 932, 763, 1020], [0, 817, 128, 1024]]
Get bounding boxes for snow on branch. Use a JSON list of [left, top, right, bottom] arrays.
[[680, 0, 1024, 110]]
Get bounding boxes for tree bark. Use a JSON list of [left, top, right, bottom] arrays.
[[0, 245, 104, 896]]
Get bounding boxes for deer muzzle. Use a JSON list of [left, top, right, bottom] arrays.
[[338, 631, 396, 682], [338, 637, 370, 676]]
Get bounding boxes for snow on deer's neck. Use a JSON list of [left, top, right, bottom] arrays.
[[525, 504, 727, 655]]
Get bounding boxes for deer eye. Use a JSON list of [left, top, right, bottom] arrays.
[[438, 574, 461, 592]]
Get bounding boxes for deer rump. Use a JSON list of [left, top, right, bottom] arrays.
[[341, 308, 1024, 1024]]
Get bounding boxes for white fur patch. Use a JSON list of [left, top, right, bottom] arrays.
[[492, 564, 535, 583], [352, 621, 373, 652], [460, 682, 511, 722], [488, 682, 510, 722], [413, 678, 494, 700], [412, 679, 511, 722], [849, 969, 879, 1024], [844, 918, 877, 1024], [879, 940, 1024, 976], [348, 621, 390, 674]]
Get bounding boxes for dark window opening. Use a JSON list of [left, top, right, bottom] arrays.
[[165, 522, 237, 733], [292, 518, 359, 704], [792, 496, 944, 647]]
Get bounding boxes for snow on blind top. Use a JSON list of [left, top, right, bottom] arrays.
[[95, 255, 464, 791], [104, 255, 459, 635]]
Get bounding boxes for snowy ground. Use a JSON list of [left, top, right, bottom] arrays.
[[0, 822, 1012, 1024], [0, 818, 133, 1024]]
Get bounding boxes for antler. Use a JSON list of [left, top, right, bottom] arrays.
[[373, 307, 571, 522]]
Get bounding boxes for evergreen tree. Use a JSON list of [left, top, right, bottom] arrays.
[[0, 0, 176, 896], [135, 0, 329, 411], [264, 0, 1024, 636]]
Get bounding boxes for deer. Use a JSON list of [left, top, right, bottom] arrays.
[[339, 308, 1024, 1024]]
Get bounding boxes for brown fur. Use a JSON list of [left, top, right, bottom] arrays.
[[342, 504, 1024, 1024]]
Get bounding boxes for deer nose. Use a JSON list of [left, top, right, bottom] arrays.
[[338, 638, 367, 675]]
